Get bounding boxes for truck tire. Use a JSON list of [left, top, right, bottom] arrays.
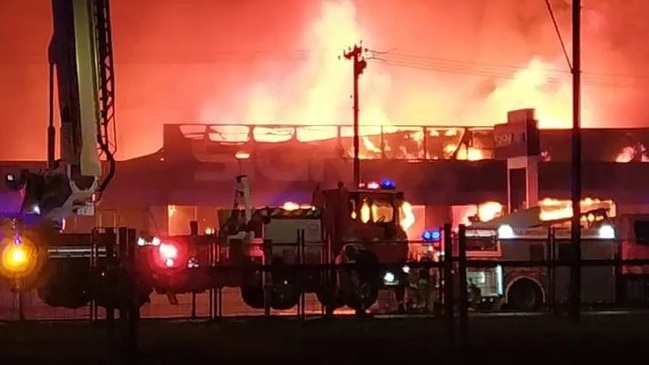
[[507, 278, 543, 311], [241, 286, 265, 309], [240, 284, 301, 310], [36, 260, 90, 309], [270, 281, 300, 310]]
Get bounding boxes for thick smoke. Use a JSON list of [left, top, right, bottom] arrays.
[[1, 0, 648, 160], [218, 0, 649, 134]]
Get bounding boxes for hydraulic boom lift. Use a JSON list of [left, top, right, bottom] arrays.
[[0, 0, 121, 309], [5, 0, 117, 222]]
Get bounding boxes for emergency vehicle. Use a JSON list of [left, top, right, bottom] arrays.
[[465, 199, 649, 310], [137, 177, 412, 312], [0, 0, 124, 309]]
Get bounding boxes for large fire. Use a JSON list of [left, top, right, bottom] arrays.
[[538, 198, 616, 222], [3, 1, 648, 161]]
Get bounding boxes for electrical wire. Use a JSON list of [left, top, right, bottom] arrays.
[[544, 0, 573, 72], [367, 51, 645, 89], [27, 48, 649, 88], [164, 48, 649, 85]]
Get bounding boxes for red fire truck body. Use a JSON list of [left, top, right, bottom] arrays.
[[464, 207, 649, 310], [138, 178, 411, 311]]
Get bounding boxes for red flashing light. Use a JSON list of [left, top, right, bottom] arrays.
[[152, 240, 185, 270], [159, 243, 178, 260], [366, 182, 380, 189], [359, 181, 381, 189]]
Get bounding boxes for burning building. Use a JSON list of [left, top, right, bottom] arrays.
[[3, 108, 649, 240]]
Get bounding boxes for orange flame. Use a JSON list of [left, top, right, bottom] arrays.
[[399, 201, 415, 231], [538, 198, 616, 221], [477, 201, 504, 222]]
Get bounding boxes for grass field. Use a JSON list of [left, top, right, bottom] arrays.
[[1, 314, 648, 364]]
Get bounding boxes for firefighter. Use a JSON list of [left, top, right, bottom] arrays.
[[467, 278, 482, 308], [406, 256, 435, 312]]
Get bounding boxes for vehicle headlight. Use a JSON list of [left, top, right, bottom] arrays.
[[497, 224, 515, 239], [598, 224, 615, 239], [383, 271, 397, 285], [383, 271, 397, 283]]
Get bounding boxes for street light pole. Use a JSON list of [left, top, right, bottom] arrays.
[[568, 0, 582, 323]]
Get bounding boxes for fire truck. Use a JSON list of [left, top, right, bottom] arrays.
[[464, 200, 649, 310], [137, 177, 411, 313]]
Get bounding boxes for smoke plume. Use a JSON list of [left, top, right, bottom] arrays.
[[1, 0, 648, 160]]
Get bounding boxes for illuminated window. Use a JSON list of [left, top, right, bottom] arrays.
[[168, 205, 197, 235], [360, 201, 371, 223], [371, 200, 394, 223], [349, 199, 357, 220]]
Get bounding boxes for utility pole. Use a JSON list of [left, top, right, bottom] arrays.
[[569, 0, 582, 322], [343, 44, 367, 187]]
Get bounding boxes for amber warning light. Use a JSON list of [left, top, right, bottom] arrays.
[[0, 237, 38, 279]]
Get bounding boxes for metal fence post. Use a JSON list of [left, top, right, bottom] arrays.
[[457, 224, 468, 349], [189, 221, 198, 319], [116, 227, 128, 361], [614, 236, 622, 305], [215, 237, 223, 320], [263, 239, 272, 316], [104, 227, 116, 364], [126, 228, 139, 360], [89, 229, 97, 322], [105, 228, 116, 328], [297, 229, 306, 320], [116, 227, 139, 361], [443, 223, 455, 352], [16, 279, 25, 321], [547, 227, 557, 316]]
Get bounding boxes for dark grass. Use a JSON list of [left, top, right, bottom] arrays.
[[1, 314, 648, 364]]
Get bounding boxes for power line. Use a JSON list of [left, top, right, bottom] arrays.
[[9, 48, 649, 88], [369, 51, 649, 81], [544, 0, 572, 72], [368, 53, 645, 89]]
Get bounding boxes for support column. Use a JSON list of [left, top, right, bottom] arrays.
[[494, 109, 541, 213]]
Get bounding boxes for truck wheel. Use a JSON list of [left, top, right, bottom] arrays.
[[270, 281, 300, 310], [241, 286, 265, 309], [507, 278, 543, 311], [316, 288, 345, 311], [36, 261, 90, 309], [345, 282, 379, 312]]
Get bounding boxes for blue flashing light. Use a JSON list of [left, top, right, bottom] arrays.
[[422, 229, 441, 242], [380, 178, 396, 190]]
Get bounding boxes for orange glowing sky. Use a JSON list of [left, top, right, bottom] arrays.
[[1, 0, 649, 161]]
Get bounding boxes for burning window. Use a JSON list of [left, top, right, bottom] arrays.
[[616, 142, 649, 163], [371, 200, 394, 223]]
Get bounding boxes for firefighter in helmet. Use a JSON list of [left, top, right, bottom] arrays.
[[406, 254, 437, 312]]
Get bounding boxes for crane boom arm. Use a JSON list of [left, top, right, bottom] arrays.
[[52, 0, 102, 178], [4, 0, 117, 222]]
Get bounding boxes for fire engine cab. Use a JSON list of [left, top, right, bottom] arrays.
[[139, 177, 411, 313], [466, 199, 649, 310]]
